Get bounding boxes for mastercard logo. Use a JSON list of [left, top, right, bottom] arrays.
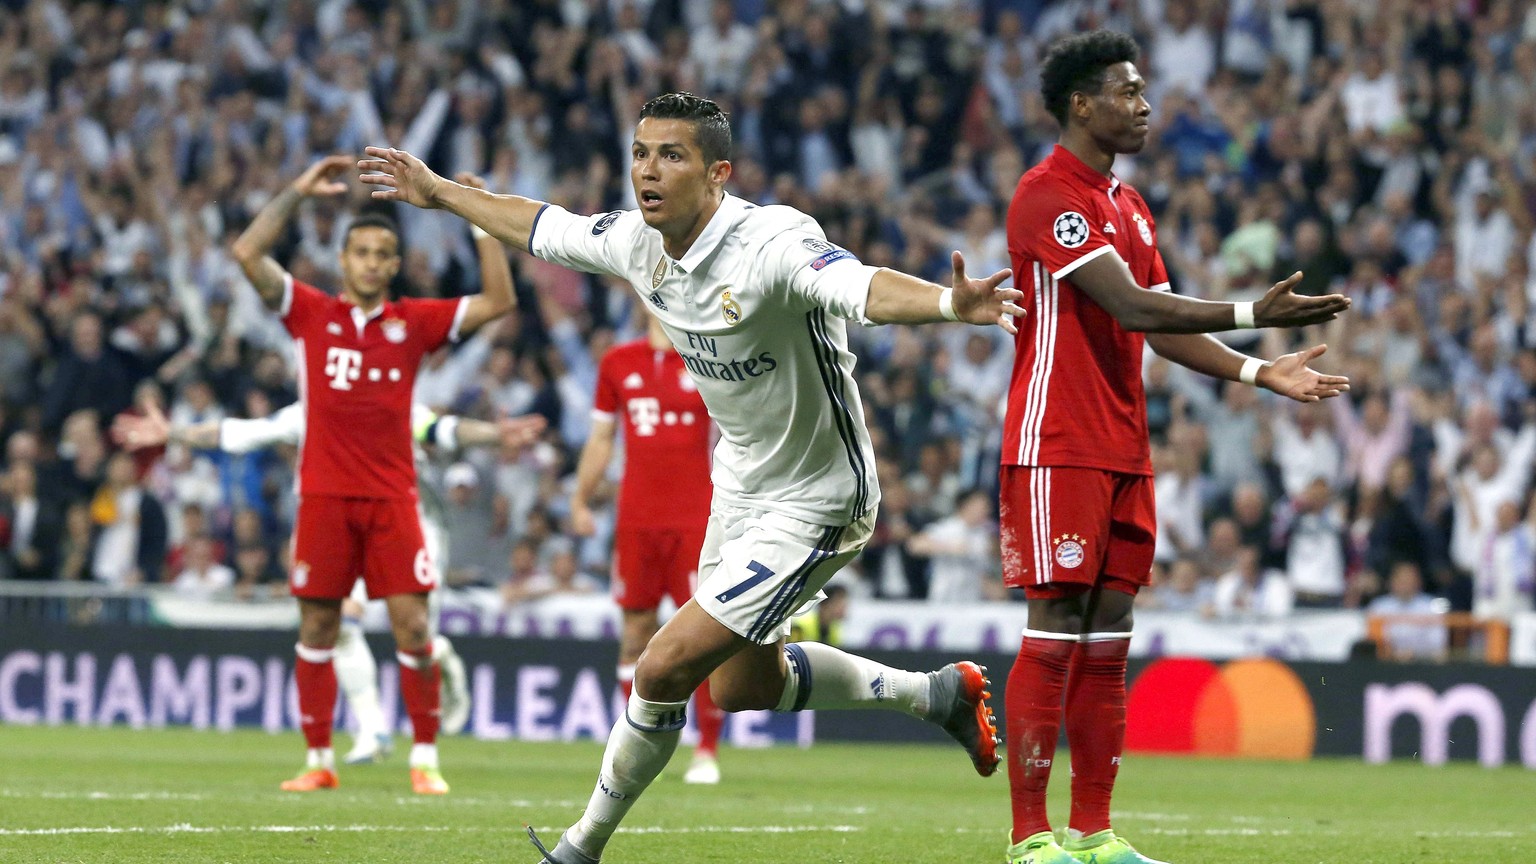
[[1124, 657, 1315, 759]]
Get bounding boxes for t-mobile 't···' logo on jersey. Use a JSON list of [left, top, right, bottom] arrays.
[[324, 347, 364, 390]]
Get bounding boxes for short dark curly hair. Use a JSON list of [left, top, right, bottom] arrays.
[[638, 92, 733, 164], [1040, 30, 1141, 126]]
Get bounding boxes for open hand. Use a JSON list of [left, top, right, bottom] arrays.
[[1255, 272, 1351, 328], [358, 146, 445, 209], [111, 400, 171, 450], [293, 155, 353, 198], [948, 251, 1022, 335], [497, 414, 547, 452], [1258, 344, 1351, 402]]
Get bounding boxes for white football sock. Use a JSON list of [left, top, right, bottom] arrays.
[[410, 743, 439, 769], [565, 690, 687, 859], [333, 620, 387, 738], [306, 747, 335, 770], [775, 642, 930, 716]]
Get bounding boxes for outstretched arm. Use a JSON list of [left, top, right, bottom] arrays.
[[570, 416, 617, 537], [1147, 334, 1350, 403], [452, 171, 517, 336], [112, 401, 222, 450], [1072, 252, 1350, 333], [864, 251, 1023, 334], [231, 155, 353, 309], [359, 147, 544, 253]]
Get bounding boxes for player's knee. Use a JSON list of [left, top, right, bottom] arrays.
[[707, 681, 773, 713], [633, 645, 702, 703]]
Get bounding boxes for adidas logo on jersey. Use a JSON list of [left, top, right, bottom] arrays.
[[648, 291, 668, 310], [623, 372, 644, 389], [1103, 222, 1116, 234]]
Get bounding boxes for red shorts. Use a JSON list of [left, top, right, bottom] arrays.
[[998, 465, 1156, 598], [611, 524, 707, 611], [289, 496, 436, 600]]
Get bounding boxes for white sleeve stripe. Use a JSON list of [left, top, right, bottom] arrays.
[[1149, 281, 1172, 293], [280, 271, 294, 318], [1051, 244, 1116, 281], [447, 296, 470, 343], [590, 409, 616, 422]]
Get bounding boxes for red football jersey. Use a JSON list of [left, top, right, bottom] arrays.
[[282, 275, 466, 498], [593, 340, 712, 529], [1002, 145, 1172, 476]]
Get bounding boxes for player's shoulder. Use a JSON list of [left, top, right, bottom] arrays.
[[605, 339, 652, 362], [739, 203, 823, 244], [1012, 160, 1088, 213]]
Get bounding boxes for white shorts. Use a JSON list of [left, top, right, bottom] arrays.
[[694, 501, 874, 645]]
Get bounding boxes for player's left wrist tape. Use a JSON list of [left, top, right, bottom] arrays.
[[1233, 300, 1256, 329], [1239, 357, 1265, 387], [938, 288, 959, 322]]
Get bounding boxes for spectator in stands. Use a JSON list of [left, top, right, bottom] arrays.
[[1280, 477, 1347, 608], [0, 459, 61, 580], [1211, 546, 1294, 620], [1474, 499, 1536, 622], [906, 488, 1003, 604], [170, 534, 236, 600], [88, 451, 166, 587], [1367, 561, 1449, 663], [1143, 557, 1214, 615], [441, 461, 511, 588]]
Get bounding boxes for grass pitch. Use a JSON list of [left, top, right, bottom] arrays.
[[0, 725, 1529, 863]]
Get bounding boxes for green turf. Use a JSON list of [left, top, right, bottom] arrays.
[[0, 725, 1529, 863]]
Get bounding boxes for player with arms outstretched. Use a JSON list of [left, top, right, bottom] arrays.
[[230, 157, 514, 795], [998, 32, 1351, 864], [571, 310, 723, 784], [361, 92, 1022, 862], [113, 397, 545, 760]]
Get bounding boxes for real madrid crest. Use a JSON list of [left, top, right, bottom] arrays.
[[721, 288, 742, 325], [382, 317, 407, 343], [1052, 533, 1087, 570]]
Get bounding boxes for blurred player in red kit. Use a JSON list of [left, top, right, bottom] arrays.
[[999, 32, 1352, 864], [570, 310, 724, 784], [231, 156, 513, 795]]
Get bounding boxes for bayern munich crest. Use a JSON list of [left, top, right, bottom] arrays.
[[1133, 212, 1153, 245], [1053, 533, 1086, 569], [382, 318, 407, 343], [1053, 211, 1089, 248]]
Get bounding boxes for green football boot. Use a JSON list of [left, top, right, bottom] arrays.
[[1063, 830, 1169, 864], [1006, 831, 1077, 864]]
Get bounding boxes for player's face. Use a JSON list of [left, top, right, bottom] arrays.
[[1087, 62, 1152, 154], [339, 226, 401, 302], [630, 117, 730, 236]]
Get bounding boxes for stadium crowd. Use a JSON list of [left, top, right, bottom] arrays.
[[0, 0, 1534, 636]]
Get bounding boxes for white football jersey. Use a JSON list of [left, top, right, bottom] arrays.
[[531, 194, 880, 525]]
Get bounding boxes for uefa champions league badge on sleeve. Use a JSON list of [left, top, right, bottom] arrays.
[[1052, 534, 1086, 569], [592, 211, 621, 235], [1053, 212, 1090, 248]]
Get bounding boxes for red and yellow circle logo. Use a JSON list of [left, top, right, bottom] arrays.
[[1125, 657, 1315, 760]]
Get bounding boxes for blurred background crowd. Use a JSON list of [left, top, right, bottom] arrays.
[[0, 0, 1534, 644]]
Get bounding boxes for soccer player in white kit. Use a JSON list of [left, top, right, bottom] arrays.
[[361, 92, 1025, 863]]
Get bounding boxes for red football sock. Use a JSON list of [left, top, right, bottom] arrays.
[[618, 664, 635, 703], [1006, 635, 1077, 842], [693, 679, 724, 757], [1064, 636, 1130, 837], [294, 644, 338, 750], [398, 646, 440, 745]]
